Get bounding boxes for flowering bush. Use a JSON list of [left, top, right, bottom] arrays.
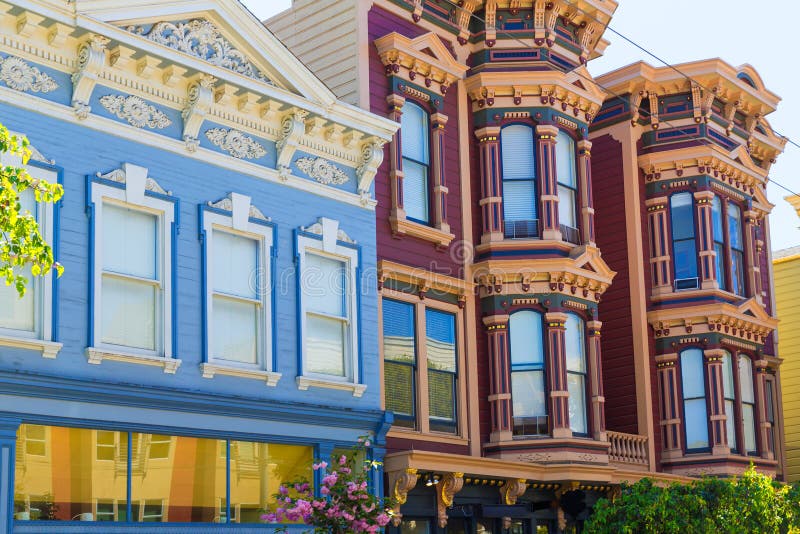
[[263, 436, 393, 533]]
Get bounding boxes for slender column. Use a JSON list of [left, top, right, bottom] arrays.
[[484, 314, 512, 442], [536, 125, 561, 240], [545, 312, 570, 438], [587, 320, 605, 441], [704, 349, 730, 454], [475, 127, 503, 244], [430, 112, 450, 234], [655, 353, 682, 458], [694, 191, 717, 289], [744, 210, 760, 303], [645, 197, 672, 294], [755, 359, 774, 460], [386, 94, 406, 220], [0, 417, 21, 534], [577, 139, 595, 246]]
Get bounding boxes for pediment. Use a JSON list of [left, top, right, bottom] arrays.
[[570, 246, 616, 282], [737, 297, 772, 323], [374, 31, 468, 83]]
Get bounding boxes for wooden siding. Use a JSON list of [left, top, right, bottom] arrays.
[[775, 255, 800, 481]]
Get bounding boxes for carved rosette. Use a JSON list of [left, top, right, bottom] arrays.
[[100, 95, 172, 129], [388, 468, 419, 526], [436, 472, 464, 528], [205, 128, 266, 160], [0, 56, 58, 93], [295, 156, 349, 185]]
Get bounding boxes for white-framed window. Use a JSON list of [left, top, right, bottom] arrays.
[[199, 194, 277, 385], [87, 163, 179, 373], [296, 218, 364, 396]]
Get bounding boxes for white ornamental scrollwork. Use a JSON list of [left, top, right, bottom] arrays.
[[100, 95, 172, 129], [0, 56, 58, 93], [205, 128, 266, 160], [129, 19, 274, 85], [295, 156, 349, 186]]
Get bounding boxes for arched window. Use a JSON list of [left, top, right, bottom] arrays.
[[400, 101, 430, 224], [509, 310, 547, 436], [670, 192, 698, 289], [711, 196, 726, 291], [721, 351, 736, 450], [565, 313, 587, 434], [728, 203, 745, 296], [680, 348, 709, 449], [501, 125, 537, 238], [739, 355, 757, 454], [555, 130, 578, 234]]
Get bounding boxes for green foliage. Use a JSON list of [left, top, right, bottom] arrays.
[[0, 122, 63, 296], [586, 466, 800, 534]]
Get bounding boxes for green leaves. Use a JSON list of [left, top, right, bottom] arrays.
[[0, 122, 63, 297]]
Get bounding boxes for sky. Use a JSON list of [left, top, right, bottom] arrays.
[[243, 0, 800, 252]]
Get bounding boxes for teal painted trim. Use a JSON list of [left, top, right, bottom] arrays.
[[390, 77, 445, 111]]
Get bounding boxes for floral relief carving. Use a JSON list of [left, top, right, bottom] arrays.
[[295, 156, 350, 186], [207, 195, 270, 222], [96, 169, 170, 196], [0, 56, 58, 93], [204, 128, 266, 160], [99, 95, 172, 129], [128, 19, 274, 84]]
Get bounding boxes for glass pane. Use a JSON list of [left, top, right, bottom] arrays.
[[212, 230, 258, 299], [402, 159, 429, 223], [674, 240, 698, 280], [426, 309, 456, 372], [230, 442, 313, 523], [14, 426, 128, 522], [711, 196, 724, 243], [501, 125, 535, 180], [428, 370, 455, 424], [739, 356, 755, 403], [212, 296, 258, 365], [382, 299, 415, 363], [401, 519, 431, 533], [565, 314, 585, 373], [728, 202, 743, 250], [101, 276, 156, 351], [400, 101, 429, 164], [509, 311, 544, 366], [714, 243, 726, 290], [680, 349, 705, 398], [732, 251, 745, 296], [725, 399, 736, 450], [384, 361, 414, 419], [670, 193, 695, 240], [568, 373, 587, 434], [558, 186, 576, 228], [722, 352, 734, 399], [555, 130, 576, 187], [306, 314, 345, 376], [130, 434, 225, 523], [304, 254, 346, 317], [511, 370, 546, 417], [743, 404, 757, 453], [503, 179, 537, 222], [103, 203, 157, 279], [684, 398, 710, 449], [0, 265, 35, 332]]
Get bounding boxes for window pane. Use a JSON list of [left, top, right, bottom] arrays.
[[428, 370, 455, 430], [565, 314, 585, 373], [382, 299, 415, 363], [509, 311, 544, 366], [400, 101, 429, 164], [681, 349, 705, 398], [674, 240, 699, 280], [385, 361, 414, 419], [103, 203, 157, 279], [728, 202, 743, 250], [101, 276, 156, 350], [212, 230, 258, 299], [212, 296, 258, 365], [568, 373, 587, 434], [402, 159, 429, 223], [732, 250, 745, 296], [0, 265, 35, 332], [558, 186, 576, 228], [684, 398, 710, 449], [722, 352, 735, 399], [131, 434, 225, 523], [739, 356, 755, 403], [230, 442, 313, 523], [501, 125, 535, 180], [426, 309, 456, 372], [511, 370, 546, 417], [555, 131, 576, 187], [304, 254, 345, 317], [502, 179, 537, 222], [743, 404, 757, 453], [714, 242, 726, 290], [712, 196, 724, 242], [725, 399, 736, 450], [670, 193, 695, 240], [306, 314, 345, 376]]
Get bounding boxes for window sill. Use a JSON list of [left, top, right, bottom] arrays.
[[387, 427, 468, 446], [86, 347, 181, 374], [391, 216, 454, 247], [200, 363, 281, 386], [296, 375, 367, 397], [0, 334, 62, 359]]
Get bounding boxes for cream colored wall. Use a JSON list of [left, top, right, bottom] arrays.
[[777, 252, 800, 481]]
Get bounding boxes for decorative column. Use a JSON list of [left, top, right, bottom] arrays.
[[388, 468, 419, 526], [694, 190, 717, 289], [386, 94, 406, 221], [484, 314, 512, 442], [475, 127, 503, 244], [0, 417, 21, 534], [545, 312, 570, 438], [536, 125, 561, 240], [577, 139, 596, 246], [655, 353, 682, 458], [744, 210, 761, 303], [436, 472, 464, 528], [755, 359, 774, 460], [587, 320, 606, 441], [430, 112, 450, 234], [704, 349, 730, 454], [499, 479, 528, 529], [645, 197, 672, 294]]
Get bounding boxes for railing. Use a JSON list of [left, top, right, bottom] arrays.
[[504, 219, 540, 239], [559, 224, 581, 245], [607, 431, 649, 467]]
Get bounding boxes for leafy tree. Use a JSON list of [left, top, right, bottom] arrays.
[[0, 123, 63, 296]]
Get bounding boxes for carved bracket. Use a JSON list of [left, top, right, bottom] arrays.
[[436, 472, 464, 528], [71, 35, 109, 119], [388, 468, 419, 526], [182, 75, 216, 152], [276, 109, 309, 174], [357, 138, 386, 200], [500, 478, 528, 530]]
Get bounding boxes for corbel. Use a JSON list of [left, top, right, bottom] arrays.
[[499, 479, 528, 529], [45, 21, 71, 48], [691, 85, 702, 123], [260, 100, 284, 122], [388, 468, 419, 526], [135, 54, 159, 80], [356, 137, 387, 199], [108, 44, 135, 69], [325, 124, 345, 144], [629, 90, 645, 124], [71, 34, 110, 120], [411, 0, 424, 22], [485, 0, 498, 46], [545, 3, 562, 45], [723, 97, 740, 135], [701, 86, 718, 122], [576, 22, 597, 63], [237, 91, 260, 114], [343, 129, 364, 149], [648, 92, 659, 129], [162, 65, 187, 88], [16, 11, 44, 38], [457, 0, 477, 44], [436, 472, 464, 528], [181, 74, 217, 152], [276, 108, 309, 173], [305, 116, 327, 137]]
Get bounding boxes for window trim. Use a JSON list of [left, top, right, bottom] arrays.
[[509, 309, 549, 437], [565, 312, 589, 437], [737, 353, 758, 455], [555, 129, 580, 238], [399, 100, 431, 226], [499, 123, 539, 240]]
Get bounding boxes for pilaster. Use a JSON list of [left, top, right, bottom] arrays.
[[577, 139, 595, 246], [744, 210, 761, 303], [755, 359, 774, 460], [387, 94, 406, 221], [484, 314, 512, 442], [704, 349, 730, 454], [537, 125, 561, 240], [655, 353, 682, 458], [545, 312, 570, 438], [587, 320, 605, 441], [0, 417, 20, 534], [431, 112, 450, 234], [694, 190, 718, 290], [476, 127, 503, 244], [645, 196, 672, 294]]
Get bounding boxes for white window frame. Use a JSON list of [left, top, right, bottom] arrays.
[[86, 163, 180, 373], [199, 193, 279, 385], [0, 149, 60, 358], [296, 218, 365, 397]]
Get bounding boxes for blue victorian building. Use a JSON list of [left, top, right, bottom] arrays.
[[0, 0, 396, 531]]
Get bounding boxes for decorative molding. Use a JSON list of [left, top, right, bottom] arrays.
[[181, 74, 216, 152], [356, 139, 386, 198], [207, 193, 270, 222], [96, 167, 170, 196], [0, 335, 61, 359], [388, 468, 419, 526], [72, 35, 110, 119], [128, 19, 274, 85], [390, 217, 454, 247], [302, 217, 356, 245], [295, 156, 349, 185], [436, 472, 465, 528], [205, 127, 266, 159], [296, 376, 367, 397], [276, 109, 308, 174], [200, 363, 281, 386], [0, 56, 57, 94], [28, 143, 53, 165], [99, 94, 172, 129], [86, 347, 181, 374]]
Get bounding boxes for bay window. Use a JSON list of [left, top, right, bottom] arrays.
[[728, 203, 745, 296], [501, 125, 538, 238], [565, 313, 587, 435], [509, 310, 547, 436], [670, 192, 699, 289], [556, 130, 579, 241], [739, 355, 757, 454], [400, 101, 430, 224], [680, 348, 709, 450]]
